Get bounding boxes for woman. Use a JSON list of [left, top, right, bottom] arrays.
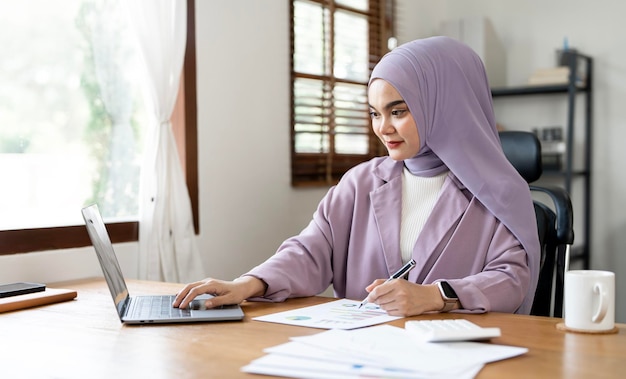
[[174, 36, 540, 316]]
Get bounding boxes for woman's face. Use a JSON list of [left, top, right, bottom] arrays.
[[368, 79, 421, 161]]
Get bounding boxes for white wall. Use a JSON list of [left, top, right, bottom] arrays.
[[1, 0, 624, 322], [193, 0, 328, 280]]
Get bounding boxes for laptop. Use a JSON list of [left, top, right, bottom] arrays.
[[81, 204, 244, 324]]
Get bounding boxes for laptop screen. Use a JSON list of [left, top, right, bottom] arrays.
[[82, 204, 130, 319]]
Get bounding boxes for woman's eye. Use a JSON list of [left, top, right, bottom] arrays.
[[391, 109, 407, 117], [369, 111, 379, 119]]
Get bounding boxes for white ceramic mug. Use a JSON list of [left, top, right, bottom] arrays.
[[564, 270, 615, 332]]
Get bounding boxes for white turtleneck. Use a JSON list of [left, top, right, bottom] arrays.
[[400, 168, 448, 264]]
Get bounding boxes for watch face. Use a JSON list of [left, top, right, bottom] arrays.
[[440, 281, 458, 299]]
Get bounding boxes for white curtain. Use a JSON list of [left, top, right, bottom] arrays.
[[89, 0, 139, 216], [126, 0, 204, 282]]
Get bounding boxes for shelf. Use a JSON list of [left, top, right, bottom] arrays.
[[569, 245, 587, 262], [491, 83, 589, 97], [542, 169, 590, 177]]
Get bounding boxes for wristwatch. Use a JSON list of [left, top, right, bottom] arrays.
[[437, 281, 459, 312]]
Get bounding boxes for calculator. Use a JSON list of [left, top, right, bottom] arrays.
[[405, 319, 501, 342]]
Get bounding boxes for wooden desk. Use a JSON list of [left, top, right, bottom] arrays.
[[0, 278, 623, 378]]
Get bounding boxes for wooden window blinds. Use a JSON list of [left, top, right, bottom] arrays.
[[290, 0, 393, 186]]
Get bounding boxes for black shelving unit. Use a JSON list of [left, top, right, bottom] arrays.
[[491, 52, 593, 269]]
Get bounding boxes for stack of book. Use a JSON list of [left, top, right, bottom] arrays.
[[527, 66, 571, 85]]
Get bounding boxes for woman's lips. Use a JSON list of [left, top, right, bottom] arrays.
[[386, 140, 402, 149]]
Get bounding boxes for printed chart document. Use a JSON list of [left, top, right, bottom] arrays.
[[242, 324, 528, 379], [252, 299, 401, 330]]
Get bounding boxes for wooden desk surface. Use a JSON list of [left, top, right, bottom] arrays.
[[0, 278, 623, 378]]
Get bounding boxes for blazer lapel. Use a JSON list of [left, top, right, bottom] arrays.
[[370, 161, 404, 276]]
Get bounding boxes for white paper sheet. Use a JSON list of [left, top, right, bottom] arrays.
[[241, 353, 483, 379], [291, 325, 526, 372], [242, 324, 527, 379], [252, 298, 402, 329]]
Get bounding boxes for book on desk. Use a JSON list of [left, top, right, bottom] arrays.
[[0, 288, 77, 313]]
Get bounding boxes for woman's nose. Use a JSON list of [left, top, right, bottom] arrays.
[[378, 117, 394, 134]]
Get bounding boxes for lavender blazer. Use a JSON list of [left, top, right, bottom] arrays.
[[245, 157, 534, 314]]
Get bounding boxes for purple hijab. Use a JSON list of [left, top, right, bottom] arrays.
[[370, 36, 540, 313]]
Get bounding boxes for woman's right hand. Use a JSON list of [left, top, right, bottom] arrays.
[[172, 276, 266, 309]]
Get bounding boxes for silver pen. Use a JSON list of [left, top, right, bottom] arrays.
[[358, 259, 417, 309]]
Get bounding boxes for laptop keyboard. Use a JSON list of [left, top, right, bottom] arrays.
[[132, 295, 191, 319]]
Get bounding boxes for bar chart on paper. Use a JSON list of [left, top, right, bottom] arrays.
[[252, 299, 402, 329]]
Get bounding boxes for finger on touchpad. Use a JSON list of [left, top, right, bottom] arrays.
[[190, 300, 207, 310]]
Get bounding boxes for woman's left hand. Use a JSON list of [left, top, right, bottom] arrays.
[[364, 279, 445, 316]]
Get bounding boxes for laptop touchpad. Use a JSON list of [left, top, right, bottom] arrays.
[[189, 294, 224, 310]]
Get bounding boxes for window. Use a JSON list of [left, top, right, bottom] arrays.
[[0, 0, 198, 255], [290, 0, 393, 186]]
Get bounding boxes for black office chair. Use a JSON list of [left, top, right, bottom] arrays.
[[499, 131, 574, 317]]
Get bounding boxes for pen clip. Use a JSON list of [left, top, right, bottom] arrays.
[[391, 259, 416, 280]]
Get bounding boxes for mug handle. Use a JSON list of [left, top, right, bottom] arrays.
[[592, 283, 608, 323]]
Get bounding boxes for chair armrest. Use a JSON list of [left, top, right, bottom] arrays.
[[530, 185, 574, 245]]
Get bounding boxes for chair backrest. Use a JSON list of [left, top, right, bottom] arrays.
[[499, 131, 574, 317], [500, 131, 543, 183]]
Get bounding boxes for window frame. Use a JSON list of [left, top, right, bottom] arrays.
[[290, 0, 392, 187], [0, 0, 198, 255]]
